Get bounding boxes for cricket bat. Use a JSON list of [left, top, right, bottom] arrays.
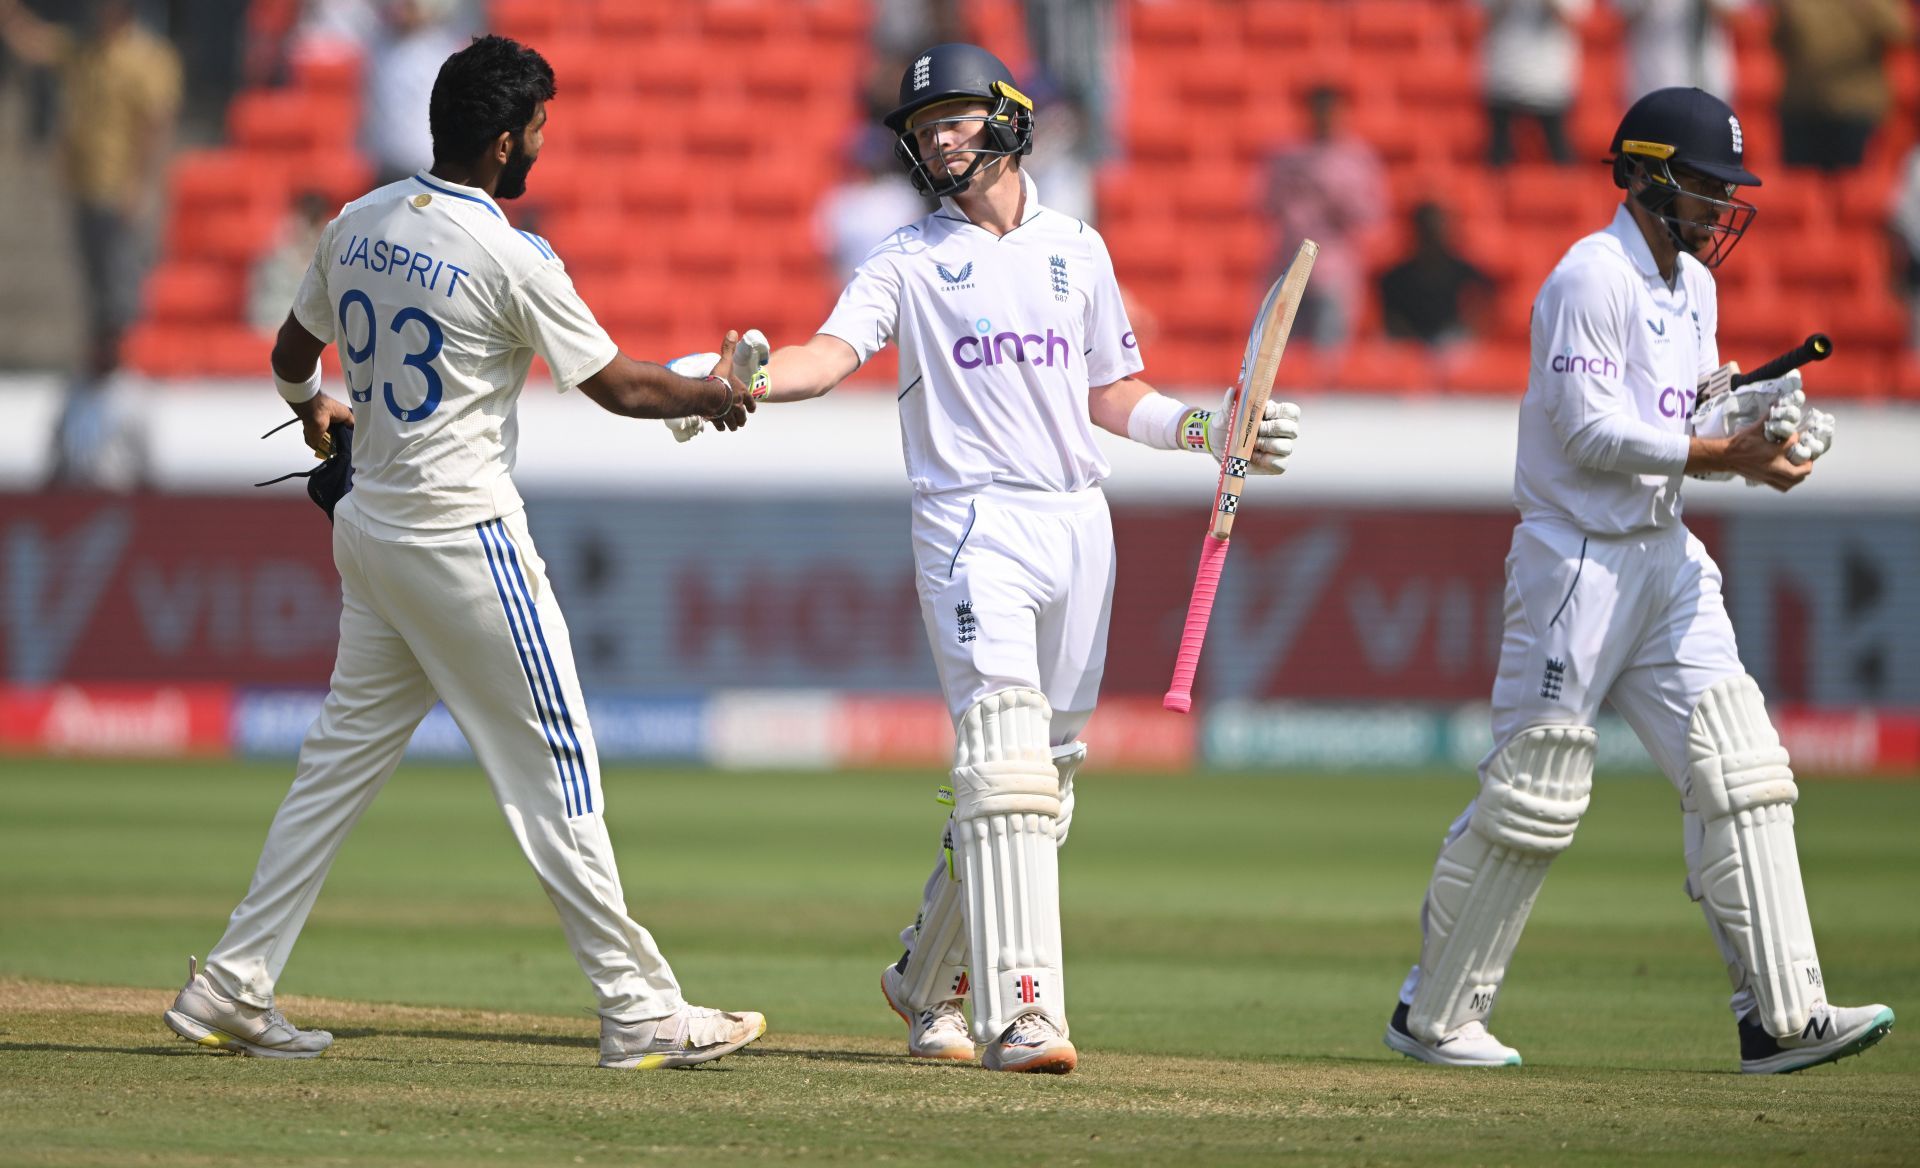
[[1163, 239, 1318, 714]]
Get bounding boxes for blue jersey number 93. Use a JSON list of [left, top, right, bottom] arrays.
[[337, 290, 446, 422]]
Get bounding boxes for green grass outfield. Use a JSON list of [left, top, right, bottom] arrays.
[[1, 760, 1913, 1166]]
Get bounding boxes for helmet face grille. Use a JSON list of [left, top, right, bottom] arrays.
[[884, 43, 1034, 197], [1621, 153, 1757, 270]]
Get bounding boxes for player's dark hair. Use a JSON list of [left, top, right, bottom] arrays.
[[428, 35, 556, 166]]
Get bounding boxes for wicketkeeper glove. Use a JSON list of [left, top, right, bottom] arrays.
[[255, 420, 354, 522], [661, 328, 771, 442], [1192, 388, 1300, 474]]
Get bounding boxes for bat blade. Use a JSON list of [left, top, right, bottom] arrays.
[[1163, 240, 1317, 713], [1210, 240, 1317, 540]]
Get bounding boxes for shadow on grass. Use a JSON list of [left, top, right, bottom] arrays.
[[0, 1042, 197, 1057]]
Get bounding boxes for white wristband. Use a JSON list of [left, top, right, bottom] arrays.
[[274, 361, 322, 404], [1125, 391, 1210, 452]]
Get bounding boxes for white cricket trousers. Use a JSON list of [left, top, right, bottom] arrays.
[[202, 496, 682, 1021], [912, 482, 1116, 739], [1402, 515, 1757, 1014]]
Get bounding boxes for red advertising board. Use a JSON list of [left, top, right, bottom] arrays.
[[1105, 509, 1723, 702], [0, 683, 232, 757], [1, 495, 340, 684]]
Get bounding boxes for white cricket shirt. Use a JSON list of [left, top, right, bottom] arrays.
[[292, 171, 619, 532], [1515, 204, 1718, 535], [819, 171, 1144, 496]]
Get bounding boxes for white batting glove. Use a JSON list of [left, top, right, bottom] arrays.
[[733, 327, 771, 400], [661, 351, 720, 442], [1200, 389, 1300, 474], [1691, 369, 1802, 441], [1787, 406, 1835, 465]]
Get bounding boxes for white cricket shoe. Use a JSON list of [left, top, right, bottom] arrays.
[[162, 956, 333, 1059], [1739, 1002, 1895, 1074], [880, 962, 973, 1061], [1384, 1001, 1522, 1067], [599, 1003, 766, 1069], [982, 1012, 1077, 1074]]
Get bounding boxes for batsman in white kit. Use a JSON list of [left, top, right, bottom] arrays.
[[162, 36, 768, 1069], [1386, 87, 1893, 1073], [670, 44, 1299, 1072]]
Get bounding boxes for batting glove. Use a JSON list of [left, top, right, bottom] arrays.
[[1197, 388, 1300, 474], [732, 327, 771, 400], [1787, 406, 1835, 466], [661, 351, 721, 442]]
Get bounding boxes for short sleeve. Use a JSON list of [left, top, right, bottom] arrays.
[[290, 220, 336, 342], [503, 261, 620, 393], [818, 246, 903, 365], [1531, 260, 1632, 447], [1084, 230, 1144, 387]]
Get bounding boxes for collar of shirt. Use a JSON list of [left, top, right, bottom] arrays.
[[1603, 202, 1668, 284], [937, 168, 1044, 228], [409, 170, 507, 221]]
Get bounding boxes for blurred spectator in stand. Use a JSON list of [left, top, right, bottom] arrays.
[[1888, 145, 1920, 349], [816, 128, 930, 282], [870, 0, 963, 61], [1026, 87, 1096, 224], [1024, 0, 1119, 162], [359, 0, 464, 186], [247, 189, 332, 334], [1378, 202, 1495, 347], [1616, 0, 1746, 105], [0, 0, 67, 147], [46, 332, 148, 491], [0, 0, 180, 357], [1481, 0, 1591, 167], [1260, 85, 1387, 352], [1774, 0, 1912, 171]]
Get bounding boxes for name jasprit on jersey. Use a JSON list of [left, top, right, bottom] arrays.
[[334, 233, 471, 299]]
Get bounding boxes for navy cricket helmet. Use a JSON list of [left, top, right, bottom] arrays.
[[884, 43, 1034, 198], [1609, 87, 1759, 269]]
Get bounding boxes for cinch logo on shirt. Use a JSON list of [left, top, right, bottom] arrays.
[[952, 319, 1072, 370], [1657, 386, 1697, 417], [1550, 350, 1618, 378]]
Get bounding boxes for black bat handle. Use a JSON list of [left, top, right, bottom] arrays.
[[1731, 333, 1832, 389]]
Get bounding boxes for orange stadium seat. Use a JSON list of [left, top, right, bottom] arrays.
[[124, 0, 1920, 393]]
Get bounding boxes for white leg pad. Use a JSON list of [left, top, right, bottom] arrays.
[[1682, 674, 1822, 1037], [1407, 724, 1594, 1043], [950, 688, 1065, 1042], [898, 844, 970, 1010], [1052, 741, 1086, 847]]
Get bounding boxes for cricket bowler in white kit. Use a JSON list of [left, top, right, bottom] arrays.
[[162, 36, 768, 1069], [1385, 87, 1892, 1074], [672, 44, 1299, 1072]]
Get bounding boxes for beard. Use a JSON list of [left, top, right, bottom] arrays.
[[496, 139, 536, 200]]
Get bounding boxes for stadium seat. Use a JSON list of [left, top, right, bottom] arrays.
[[144, 263, 245, 325], [1442, 342, 1531, 394]]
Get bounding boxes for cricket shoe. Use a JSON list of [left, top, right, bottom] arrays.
[[982, 1012, 1077, 1074], [880, 962, 973, 1061], [1384, 1001, 1522, 1067], [1739, 1002, 1895, 1074], [599, 1003, 767, 1069], [162, 956, 333, 1059]]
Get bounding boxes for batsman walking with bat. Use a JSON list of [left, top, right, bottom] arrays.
[[1385, 87, 1891, 1073], [669, 44, 1300, 1071]]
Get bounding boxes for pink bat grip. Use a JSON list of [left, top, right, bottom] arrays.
[[1162, 534, 1230, 713]]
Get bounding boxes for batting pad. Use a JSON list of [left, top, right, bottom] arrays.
[[950, 688, 1067, 1042], [1408, 724, 1594, 1043], [898, 842, 969, 1011], [1052, 741, 1086, 847], [1683, 674, 1822, 1038]]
